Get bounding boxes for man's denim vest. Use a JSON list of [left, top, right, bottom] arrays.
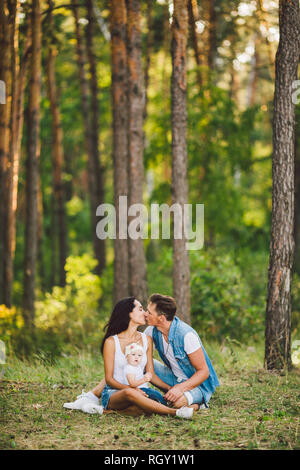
[[152, 316, 219, 406]]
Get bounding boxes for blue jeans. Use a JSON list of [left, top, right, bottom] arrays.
[[153, 359, 205, 406], [101, 384, 167, 410]]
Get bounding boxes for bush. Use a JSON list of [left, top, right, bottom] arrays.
[[35, 254, 104, 350], [190, 248, 265, 342]]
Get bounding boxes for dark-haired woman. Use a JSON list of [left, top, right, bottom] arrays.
[[99, 297, 193, 418]]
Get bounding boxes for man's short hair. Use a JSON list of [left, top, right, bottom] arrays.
[[148, 293, 177, 321]]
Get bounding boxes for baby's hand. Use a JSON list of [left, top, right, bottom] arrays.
[[144, 372, 152, 382]]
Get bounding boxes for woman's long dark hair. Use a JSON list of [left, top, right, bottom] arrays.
[[100, 297, 136, 355]]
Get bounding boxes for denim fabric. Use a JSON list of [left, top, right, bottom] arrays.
[[101, 385, 119, 410], [140, 387, 167, 405], [153, 359, 204, 406], [152, 316, 219, 406]]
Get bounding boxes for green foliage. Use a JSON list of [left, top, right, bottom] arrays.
[[0, 254, 105, 361], [35, 254, 103, 350], [190, 248, 265, 342]]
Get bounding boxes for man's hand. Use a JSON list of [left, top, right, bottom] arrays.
[[164, 384, 184, 403]]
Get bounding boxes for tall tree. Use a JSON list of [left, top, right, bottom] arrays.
[[171, 0, 190, 324], [294, 107, 300, 276], [2, 0, 20, 307], [22, 0, 42, 327], [110, 0, 130, 303], [126, 0, 148, 306], [0, 0, 12, 305], [265, 0, 300, 370], [85, 0, 106, 274], [46, 0, 68, 287], [188, 0, 203, 87], [71, 0, 105, 277], [143, 0, 153, 121], [207, 0, 217, 73]]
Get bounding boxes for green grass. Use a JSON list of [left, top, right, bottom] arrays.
[[0, 343, 299, 450]]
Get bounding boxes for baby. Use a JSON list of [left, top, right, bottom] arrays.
[[123, 342, 167, 405], [123, 342, 152, 388]]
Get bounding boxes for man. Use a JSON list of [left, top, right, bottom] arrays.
[[144, 293, 219, 410], [63, 293, 219, 412]]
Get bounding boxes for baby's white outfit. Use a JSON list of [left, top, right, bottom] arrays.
[[112, 332, 148, 387], [123, 364, 149, 388]]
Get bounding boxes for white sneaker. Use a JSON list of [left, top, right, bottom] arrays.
[[175, 406, 194, 419], [81, 402, 104, 415], [63, 390, 99, 411]]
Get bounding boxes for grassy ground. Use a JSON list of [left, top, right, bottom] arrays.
[[0, 342, 299, 450]]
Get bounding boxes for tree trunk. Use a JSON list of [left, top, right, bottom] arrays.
[[294, 109, 300, 276], [71, 0, 104, 277], [264, 0, 300, 371], [37, 170, 45, 292], [126, 0, 148, 307], [22, 0, 42, 328], [207, 0, 217, 73], [171, 0, 190, 324], [161, 2, 172, 186], [143, 0, 153, 122], [188, 0, 202, 87], [2, 0, 19, 308], [110, 0, 130, 303], [46, 0, 67, 287], [85, 0, 106, 274], [0, 0, 12, 305], [247, 34, 260, 107]]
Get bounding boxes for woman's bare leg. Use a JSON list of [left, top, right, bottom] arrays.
[[91, 378, 106, 398], [108, 389, 177, 416]]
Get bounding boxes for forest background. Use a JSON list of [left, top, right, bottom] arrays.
[[0, 0, 299, 366]]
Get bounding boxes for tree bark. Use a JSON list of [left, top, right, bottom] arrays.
[[294, 110, 300, 276], [71, 0, 104, 277], [188, 0, 202, 87], [110, 0, 130, 303], [0, 0, 12, 305], [143, 0, 153, 122], [46, 0, 67, 287], [22, 0, 42, 328], [247, 34, 260, 107], [264, 0, 300, 370], [126, 0, 148, 307], [207, 0, 217, 73], [2, 0, 19, 307], [85, 0, 106, 274], [171, 0, 191, 324]]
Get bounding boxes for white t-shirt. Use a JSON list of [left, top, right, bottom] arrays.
[[144, 326, 202, 381], [123, 363, 149, 388]]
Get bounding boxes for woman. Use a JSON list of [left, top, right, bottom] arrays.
[[100, 297, 193, 418]]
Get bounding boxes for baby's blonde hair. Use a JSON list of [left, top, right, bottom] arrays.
[[125, 342, 144, 357]]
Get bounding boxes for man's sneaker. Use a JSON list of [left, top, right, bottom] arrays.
[[175, 406, 194, 419], [63, 390, 99, 411], [81, 402, 104, 415]]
